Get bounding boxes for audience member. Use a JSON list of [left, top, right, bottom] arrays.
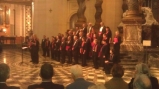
[[105, 64, 128, 89], [0, 63, 20, 89], [66, 65, 94, 89], [28, 63, 64, 89], [104, 49, 119, 74], [128, 63, 157, 89]]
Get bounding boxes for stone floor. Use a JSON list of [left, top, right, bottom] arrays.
[[0, 47, 159, 89]]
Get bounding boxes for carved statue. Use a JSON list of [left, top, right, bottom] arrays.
[[142, 7, 159, 26], [94, 0, 103, 29], [77, 0, 86, 23]]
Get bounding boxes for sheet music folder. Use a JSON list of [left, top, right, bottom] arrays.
[[22, 47, 28, 49]]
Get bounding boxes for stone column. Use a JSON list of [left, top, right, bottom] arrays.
[[94, 0, 103, 30], [121, 0, 145, 51], [75, 0, 86, 27]]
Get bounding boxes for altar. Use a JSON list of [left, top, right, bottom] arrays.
[[0, 36, 24, 44]]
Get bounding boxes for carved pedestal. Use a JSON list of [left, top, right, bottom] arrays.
[[121, 24, 143, 51], [121, 0, 145, 52]]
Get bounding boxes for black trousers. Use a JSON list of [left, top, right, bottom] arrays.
[[73, 51, 79, 64], [92, 52, 99, 69], [51, 49, 55, 59], [56, 50, 60, 61], [67, 50, 72, 63], [82, 53, 87, 66], [31, 49, 39, 64], [44, 48, 50, 57], [60, 51, 65, 64], [100, 57, 105, 68], [42, 47, 45, 56], [104, 63, 113, 74], [114, 44, 120, 56]]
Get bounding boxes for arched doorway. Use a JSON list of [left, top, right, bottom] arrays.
[[69, 13, 78, 29]]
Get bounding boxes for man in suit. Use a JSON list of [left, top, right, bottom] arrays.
[[0, 63, 20, 89], [44, 37, 50, 57], [82, 23, 87, 37], [92, 39, 100, 69], [66, 36, 73, 64], [72, 36, 80, 64], [41, 35, 46, 56], [60, 37, 66, 64], [88, 22, 93, 33], [104, 49, 119, 74], [28, 63, 64, 89], [99, 22, 106, 44], [66, 65, 94, 89], [55, 36, 61, 61], [98, 40, 109, 69]]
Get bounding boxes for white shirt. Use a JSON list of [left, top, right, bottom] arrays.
[[99, 27, 103, 32]]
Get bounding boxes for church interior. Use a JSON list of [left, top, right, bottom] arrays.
[[0, 0, 159, 89]]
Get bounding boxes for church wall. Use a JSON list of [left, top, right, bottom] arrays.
[[33, 0, 123, 40], [102, 0, 123, 37], [33, 0, 68, 40], [14, 5, 24, 37], [85, 0, 96, 24]]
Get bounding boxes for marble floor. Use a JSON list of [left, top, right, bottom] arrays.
[[0, 47, 159, 89]]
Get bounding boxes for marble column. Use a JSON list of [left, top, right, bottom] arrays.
[[75, 0, 86, 27], [121, 0, 145, 51], [94, 0, 103, 30]]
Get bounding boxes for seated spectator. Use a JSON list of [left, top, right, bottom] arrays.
[[129, 63, 157, 89], [88, 84, 106, 89], [66, 65, 94, 89], [0, 63, 20, 89], [105, 64, 128, 89], [28, 63, 64, 89], [104, 49, 119, 74]]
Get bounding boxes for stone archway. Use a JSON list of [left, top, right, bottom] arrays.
[[69, 13, 78, 29]]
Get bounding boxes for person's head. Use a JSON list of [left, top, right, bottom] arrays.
[[82, 37, 86, 42], [93, 34, 97, 39], [88, 84, 106, 89], [83, 23, 86, 27], [134, 63, 151, 76], [67, 36, 71, 41], [88, 23, 92, 27], [100, 22, 104, 26], [102, 33, 107, 38], [106, 27, 110, 32], [74, 35, 78, 41], [62, 37, 65, 41], [115, 31, 119, 36], [102, 40, 106, 45], [111, 64, 124, 78], [0, 63, 10, 82], [69, 30, 73, 35], [87, 33, 90, 38], [79, 31, 83, 37], [70, 65, 83, 80], [133, 74, 152, 89], [47, 37, 49, 41], [40, 63, 54, 80], [33, 34, 37, 40], [75, 27, 79, 30], [110, 49, 115, 55], [93, 39, 98, 45]]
